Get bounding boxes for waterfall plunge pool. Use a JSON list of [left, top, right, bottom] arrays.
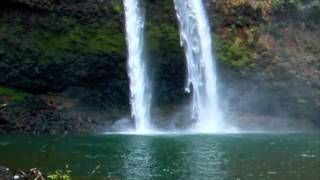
[[0, 133, 319, 179]]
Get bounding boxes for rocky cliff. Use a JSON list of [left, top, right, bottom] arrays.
[[0, 0, 319, 134]]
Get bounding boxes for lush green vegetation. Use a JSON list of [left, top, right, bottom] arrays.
[[32, 19, 125, 57], [1, 0, 319, 68], [0, 16, 125, 65], [0, 86, 30, 101], [215, 29, 259, 68]]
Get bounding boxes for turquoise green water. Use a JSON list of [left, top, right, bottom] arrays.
[[0, 133, 319, 179]]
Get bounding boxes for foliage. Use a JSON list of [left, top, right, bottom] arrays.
[[272, 0, 305, 10], [0, 14, 125, 65], [113, 2, 122, 13], [218, 1, 265, 28], [31, 18, 125, 58], [47, 165, 72, 180], [272, 0, 320, 19], [145, 0, 180, 54], [215, 27, 259, 68], [315, 61, 320, 70], [308, 5, 320, 24], [147, 23, 180, 53], [0, 86, 30, 101]]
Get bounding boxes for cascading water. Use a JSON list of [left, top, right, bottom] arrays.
[[174, 0, 223, 132], [123, 0, 152, 133]]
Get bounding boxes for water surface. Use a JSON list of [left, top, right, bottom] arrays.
[[0, 133, 319, 179]]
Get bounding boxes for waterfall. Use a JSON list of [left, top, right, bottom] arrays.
[[174, 0, 223, 132], [123, 0, 152, 133]]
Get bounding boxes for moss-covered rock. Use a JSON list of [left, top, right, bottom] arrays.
[[0, 86, 30, 102]]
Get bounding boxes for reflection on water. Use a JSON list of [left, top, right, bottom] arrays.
[[123, 136, 152, 179], [187, 138, 225, 179], [0, 134, 319, 179], [122, 136, 226, 179]]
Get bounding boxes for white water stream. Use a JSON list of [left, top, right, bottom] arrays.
[[174, 0, 224, 132], [124, 0, 152, 133]]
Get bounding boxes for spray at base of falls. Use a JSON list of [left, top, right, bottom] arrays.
[[174, 0, 224, 132], [123, 0, 223, 133], [124, 0, 152, 133]]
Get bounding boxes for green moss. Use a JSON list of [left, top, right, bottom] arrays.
[[272, 0, 304, 10], [86, 23, 125, 54], [272, 0, 320, 13], [215, 35, 257, 68], [315, 61, 320, 70], [29, 18, 125, 64], [308, 45, 320, 54], [0, 87, 30, 101], [266, 66, 275, 77], [147, 23, 180, 52], [145, 0, 181, 55], [213, 22, 262, 68], [113, 2, 122, 13]]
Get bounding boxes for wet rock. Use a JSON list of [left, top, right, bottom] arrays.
[[0, 166, 10, 180]]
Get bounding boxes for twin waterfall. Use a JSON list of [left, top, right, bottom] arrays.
[[124, 0, 223, 133]]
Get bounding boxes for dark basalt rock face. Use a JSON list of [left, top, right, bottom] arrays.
[[0, 0, 319, 134], [0, 0, 130, 134]]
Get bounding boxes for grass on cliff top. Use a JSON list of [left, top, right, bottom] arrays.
[[0, 86, 30, 101]]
